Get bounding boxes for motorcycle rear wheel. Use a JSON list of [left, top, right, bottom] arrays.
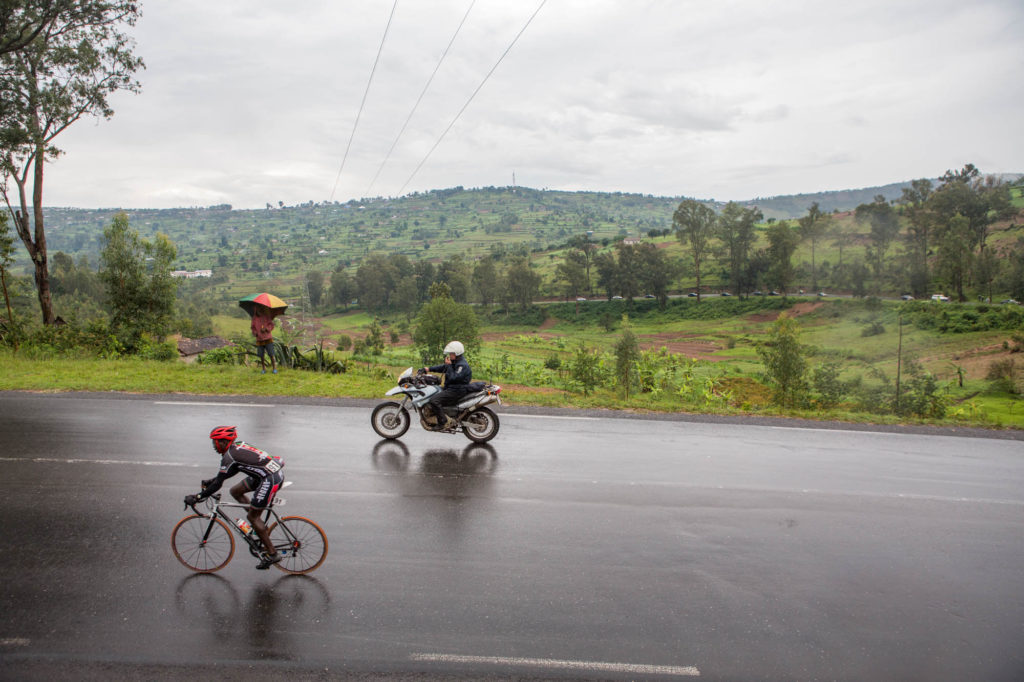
[[462, 406, 499, 443], [371, 402, 411, 439]]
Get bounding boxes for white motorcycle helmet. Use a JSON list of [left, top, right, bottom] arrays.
[[443, 340, 465, 356]]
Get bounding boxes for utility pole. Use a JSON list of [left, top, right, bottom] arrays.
[[895, 314, 903, 412]]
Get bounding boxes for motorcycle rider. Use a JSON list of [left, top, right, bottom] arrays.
[[422, 340, 472, 430]]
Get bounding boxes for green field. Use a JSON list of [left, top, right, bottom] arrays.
[[4, 296, 1022, 430]]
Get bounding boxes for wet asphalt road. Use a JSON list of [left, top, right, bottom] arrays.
[[1, 391, 1023, 681]]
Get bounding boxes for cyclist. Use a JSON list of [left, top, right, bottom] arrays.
[[184, 426, 285, 569]]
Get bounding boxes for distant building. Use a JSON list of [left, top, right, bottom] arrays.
[[170, 269, 213, 279], [622, 237, 642, 246]]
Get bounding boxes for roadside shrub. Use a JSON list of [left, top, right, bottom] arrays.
[[197, 346, 243, 365], [544, 353, 562, 370], [136, 334, 177, 361], [569, 343, 602, 395], [860, 320, 885, 337], [986, 358, 1020, 394], [811, 362, 845, 408], [336, 334, 352, 351], [898, 366, 948, 418], [757, 314, 810, 408]]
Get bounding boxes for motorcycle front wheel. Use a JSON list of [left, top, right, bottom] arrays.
[[371, 402, 411, 439], [462, 406, 500, 443]]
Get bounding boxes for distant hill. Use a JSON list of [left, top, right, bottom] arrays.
[[32, 175, 1022, 282], [737, 173, 1022, 220], [734, 182, 915, 221]]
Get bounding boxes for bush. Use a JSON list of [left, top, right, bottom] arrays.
[[986, 358, 1020, 394], [812, 362, 844, 408], [861, 320, 885, 337], [337, 334, 352, 351], [136, 334, 177, 361]]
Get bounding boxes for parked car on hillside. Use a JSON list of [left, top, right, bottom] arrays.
[[931, 294, 950, 302], [1000, 298, 1019, 305], [901, 294, 915, 300]]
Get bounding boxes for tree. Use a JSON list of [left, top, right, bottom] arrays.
[[567, 233, 597, 293], [328, 268, 353, 308], [855, 196, 900, 293], [554, 255, 587, 300], [305, 270, 324, 309], [934, 215, 973, 301], [99, 212, 177, 348], [716, 202, 761, 295], [766, 220, 799, 294], [0, 210, 15, 325], [613, 241, 642, 301], [797, 202, 829, 292], [1, 1, 143, 324], [613, 316, 640, 398], [673, 199, 716, 301], [0, 0, 70, 55], [757, 313, 809, 408], [569, 343, 601, 396], [898, 178, 934, 297], [634, 242, 674, 308], [472, 256, 500, 306], [504, 257, 541, 310], [436, 253, 470, 303], [412, 282, 480, 364]]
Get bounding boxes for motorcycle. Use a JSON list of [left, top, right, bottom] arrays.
[[371, 367, 502, 443]]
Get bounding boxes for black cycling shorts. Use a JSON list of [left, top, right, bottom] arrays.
[[244, 472, 284, 509]]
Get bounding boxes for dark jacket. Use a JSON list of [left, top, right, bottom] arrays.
[[428, 354, 472, 389]]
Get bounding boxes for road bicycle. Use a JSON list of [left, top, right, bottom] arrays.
[[171, 483, 328, 574]]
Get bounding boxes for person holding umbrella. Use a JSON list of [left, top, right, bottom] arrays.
[[251, 303, 276, 374], [239, 293, 288, 374]]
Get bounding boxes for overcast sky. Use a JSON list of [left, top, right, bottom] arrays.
[[42, 0, 1024, 209]]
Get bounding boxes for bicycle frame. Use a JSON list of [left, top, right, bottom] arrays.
[[189, 492, 290, 555]]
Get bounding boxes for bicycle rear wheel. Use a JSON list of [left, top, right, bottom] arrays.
[[172, 515, 235, 573], [267, 516, 328, 574]]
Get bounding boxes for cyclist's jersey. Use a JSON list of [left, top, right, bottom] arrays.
[[199, 441, 284, 500], [218, 441, 284, 479]]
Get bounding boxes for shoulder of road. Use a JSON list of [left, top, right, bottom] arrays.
[[4, 390, 1021, 442]]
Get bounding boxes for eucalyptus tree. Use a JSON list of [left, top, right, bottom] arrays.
[[673, 199, 716, 301], [797, 202, 830, 292], [766, 220, 799, 294], [634, 242, 673, 308], [0, 0, 70, 55], [898, 178, 934, 297], [471, 256, 500, 307], [504, 257, 541, 310], [854, 196, 899, 292], [1, 1, 143, 325], [716, 202, 761, 296]]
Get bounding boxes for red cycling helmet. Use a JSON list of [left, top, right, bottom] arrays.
[[209, 425, 237, 453]]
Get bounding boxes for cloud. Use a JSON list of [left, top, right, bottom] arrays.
[[33, 0, 1024, 208]]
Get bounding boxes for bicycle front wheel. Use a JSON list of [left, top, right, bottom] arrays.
[[268, 516, 328, 574], [171, 514, 235, 573]]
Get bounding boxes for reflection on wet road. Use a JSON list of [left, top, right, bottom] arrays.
[[2, 393, 1024, 680]]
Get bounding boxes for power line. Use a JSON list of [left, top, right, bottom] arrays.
[[363, 0, 477, 198], [329, 0, 399, 202], [397, 0, 547, 197]]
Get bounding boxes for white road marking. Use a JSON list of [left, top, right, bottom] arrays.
[[410, 653, 700, 676], [0, 457, 197, 467], [0, 638, 30, 646], [153, 401, 274, 408]]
